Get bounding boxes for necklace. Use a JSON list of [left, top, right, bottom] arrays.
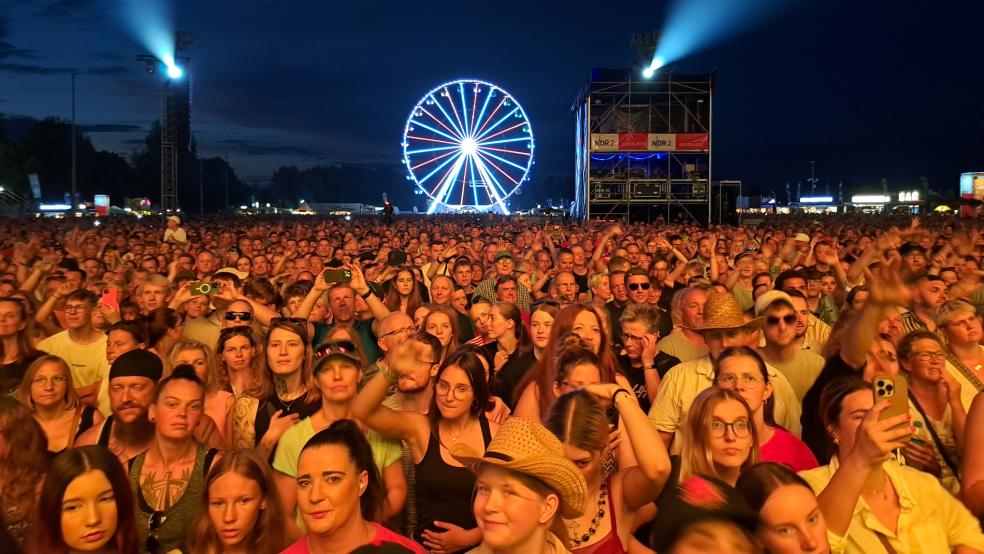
[[569, 481, 607, 546], [861, 473, 889, 501], [441, 419, 476, 442]]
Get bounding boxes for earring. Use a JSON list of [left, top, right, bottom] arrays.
[[833, 437, 839, 445]]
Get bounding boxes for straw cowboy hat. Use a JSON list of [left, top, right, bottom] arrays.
[[452, 417, 587, 518], [685, 290, 764, 332]]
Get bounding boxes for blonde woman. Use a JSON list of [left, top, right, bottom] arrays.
[[18, 355, 104, 454]]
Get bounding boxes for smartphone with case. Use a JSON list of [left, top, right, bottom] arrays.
[[872, 375, 909, 421], [323, 269, 352, 284], [190, 282, 220, 296]]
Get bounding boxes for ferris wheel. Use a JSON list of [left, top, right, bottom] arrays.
[[402, 79, 534, 214]]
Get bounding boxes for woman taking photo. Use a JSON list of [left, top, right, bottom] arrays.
[[714, 346, 817, 472], [451, 417, 588, 554], [186, 449, 291, 554], [283, 420, 426, 554], [170, 339, 235, 446], [129, 367, 220, 554], [0, 398, 48, 549], [353, 348, 498, 553], [18, 355, 103, 454], [544, 385, 670, 553], [800, 377, 984, 552], [27, 445, 139, 554], [383, 267, 424, 318], [486, 302, 534, 408], [735, 462, 830, 554], [0, 296, 43, 396], [216, 327, 264, 397], [228, 319, 321, 455], [273, 340, 405, 523], [424, 305, 461, 365]]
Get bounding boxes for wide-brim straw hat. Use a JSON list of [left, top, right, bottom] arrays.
[[685, 290, 764, 332], [451, 417, 587, 518]]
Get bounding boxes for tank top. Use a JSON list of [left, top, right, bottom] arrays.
[[413, 417, 492, 549], [254, 393, 321, 450], [128, 444, 216, 554], [570, 477, 625, 554]]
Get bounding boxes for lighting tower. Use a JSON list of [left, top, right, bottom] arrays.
[[137, 31, 193, 213]]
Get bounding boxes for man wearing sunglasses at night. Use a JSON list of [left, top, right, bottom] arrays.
[[754, 290, 825, 402]]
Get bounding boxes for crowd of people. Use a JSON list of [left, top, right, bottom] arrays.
[[1, 212, 984, 553]]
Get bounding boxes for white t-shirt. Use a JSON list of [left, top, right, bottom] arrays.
[[37, 330, 110, 413]]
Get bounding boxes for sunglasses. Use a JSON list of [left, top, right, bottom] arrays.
[[628, 282, 651, 291], [766, 314, 797, 326], [224, 311, 253, 321], [146, 510, 167, 554], [314, 340, 358, 359]]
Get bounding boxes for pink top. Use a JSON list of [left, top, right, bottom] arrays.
[[760, 427, 819, 472], [205, 390, 234, 436], [280, 522, 428, 554]]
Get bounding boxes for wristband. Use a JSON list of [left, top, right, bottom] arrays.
[[611, 388, 632, 405], [360, 289, 373, 300]]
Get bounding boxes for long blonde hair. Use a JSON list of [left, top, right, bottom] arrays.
[[679, 387, 760, 482], [169, 339, 227, 394]]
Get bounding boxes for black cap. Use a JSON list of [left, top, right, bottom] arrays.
[[108, 349, 164, 382], [387, 250, 408, 267]]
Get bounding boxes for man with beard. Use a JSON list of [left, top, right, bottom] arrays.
[[902, 273, 947, 333], [76, 349, 162, 463]]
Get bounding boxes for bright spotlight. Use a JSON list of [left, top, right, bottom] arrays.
[[643, 56, 665, 78], [642, 67, 655, 78], [461, 137, 477, 155], [166, 64, 183, 78]]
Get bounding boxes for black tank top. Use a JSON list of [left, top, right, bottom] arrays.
[[253, 393, 321, 449], [413, 417, 492, 549], [97, 415, 114, 446]]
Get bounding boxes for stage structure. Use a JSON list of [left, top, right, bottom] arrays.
[[137, 31, 193, 213], [572, 68, 715, 223], [402, 79, 534, 215]]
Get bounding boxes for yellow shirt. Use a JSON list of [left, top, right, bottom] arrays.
[[655, 331, 708, 363], [648, 355, 802, 454], [766, 348, 825, 403], [37, 330, 110, 414], [799, 458, 984, 554]]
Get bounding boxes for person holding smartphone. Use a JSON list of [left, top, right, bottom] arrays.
[[800, 377, 984, 552]]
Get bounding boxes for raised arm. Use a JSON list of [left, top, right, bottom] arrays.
[[347, 264, 391, 321], [585, 383, 671, 510]]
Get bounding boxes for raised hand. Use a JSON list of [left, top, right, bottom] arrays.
[[845, 400, 913, 468]]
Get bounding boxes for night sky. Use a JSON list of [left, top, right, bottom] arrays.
[[1, 0, 982, 199]]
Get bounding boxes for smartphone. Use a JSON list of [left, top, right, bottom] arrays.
[[190, 282, 220, 296], [873, 375, 909, 421], [99, 288, 119, 311], [323, 269, 352, 284]]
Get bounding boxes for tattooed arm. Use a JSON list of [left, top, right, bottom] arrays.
[[228, 396, 260, 450]]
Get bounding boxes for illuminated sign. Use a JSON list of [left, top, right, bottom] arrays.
[[800, 196, 833, 203], [852, 195, 891, 203], [898, 191, 920, 202]]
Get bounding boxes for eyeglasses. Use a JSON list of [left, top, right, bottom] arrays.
[[709, 420, 751, 439], [224, 311, 253, 322], [911, 351, 946, 362], [31, 375, 68, 386], [717, 373, 763, 387], [765, 314, 797, 326], [436, 380, 473, 399], [381, 325, 417, 339], [63, 303, 91, 313], [146, 510, 167, 554], [869, 350, 898, 363], [628, 282, 651, 291]]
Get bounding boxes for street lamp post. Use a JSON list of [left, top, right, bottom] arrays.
[[71, 72, 77, 208]]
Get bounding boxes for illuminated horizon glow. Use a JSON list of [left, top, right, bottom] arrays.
[[650, 0, 797, 72], [403, 79, 534, 215]]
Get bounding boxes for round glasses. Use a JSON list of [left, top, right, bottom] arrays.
[[709, 420, 750, 439], [716, 373, 763, 388], [436, 380, 473, 400]]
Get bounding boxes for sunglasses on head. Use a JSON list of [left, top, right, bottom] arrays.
[[766, 314, 797, 326], [224, 311, 253, 321], [628, 282, 651, 291], [314, 340, 358, 359]]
